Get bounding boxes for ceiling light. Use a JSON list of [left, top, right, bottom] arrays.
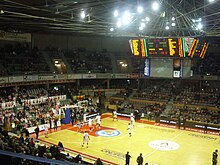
[[110, 27, 114, 31], [122, 11, 131, 25], [139, 26, 143, 30], [145, 17, 150, 22], [117, 20, 122, 27], [114, 10, 119, 17], [165, 26, 169, 30], [80, 11, 85, 19], [152, 2, 159, 11], [171, 22, 176, 26], [171, 17, 175, 21], [197, 23, 203, 29], [208, 0, 215, 2], [140, 22, 146, 28], [0, 10, 4, 14], [137, 6, 143, 13]]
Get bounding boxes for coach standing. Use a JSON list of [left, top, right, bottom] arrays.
[[212, 149, 218, 165], [125, 151, 131, 165]]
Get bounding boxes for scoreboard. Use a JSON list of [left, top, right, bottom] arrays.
[[194, 39, 208, 59], [129, 37, 208, 58]]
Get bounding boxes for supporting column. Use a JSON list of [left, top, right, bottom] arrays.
[[107, 79, 110, 89], [77, 79, 80, 89]]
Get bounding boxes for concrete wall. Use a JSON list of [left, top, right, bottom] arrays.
[[32, 33, 131, 53]]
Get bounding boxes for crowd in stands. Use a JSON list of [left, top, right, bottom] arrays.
[[0, 43, 50, 76], [63, 48, 112, 74], [167, 106, 220, 124], [131, 79, 220, 107], [0, 128, 92, 164], [0, 85, 102, 164], [108, 79, 220, 124]]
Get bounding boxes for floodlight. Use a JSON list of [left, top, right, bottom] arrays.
[[208, 0, 215, 3], [137, 6, 143, 13], [139, 26, 143, 30], [171, 22, 176, 26], [145, 17, 150, 22], [140, 22, 146, 28], [152, 2, 159, 11], [110, 27, 114, 31], [114, 10, 119, 17], [80, 11, 86, 19], [117, 20, 122, 27], [122, 11, 131, 25], [197, 23, 203, 29]]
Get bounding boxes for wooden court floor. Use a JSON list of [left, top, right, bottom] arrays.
[[37, 113, 220, 165]]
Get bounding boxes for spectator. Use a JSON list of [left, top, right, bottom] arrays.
[[58, 141, 64, 151], [94, 158, 103, 165], [75, 154, 82, 163], [137, 153, 143, 165], [34, 125, 39, 139], [19, 134, 24, 143]]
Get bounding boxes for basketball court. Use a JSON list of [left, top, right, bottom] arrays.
[[37, 113, 219, 165]]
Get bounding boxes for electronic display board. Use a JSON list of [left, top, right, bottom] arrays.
[[167, 38, 184, 57], [194, 39, 209, 59], [146, 38, 169, 57], [129, 37, 208, 59], [182, 37, 194, 57], [150, 58, 173, 78]]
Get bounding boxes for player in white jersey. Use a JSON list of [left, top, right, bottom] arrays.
[[83, 113, 87, 124], [112, 110, 118, 121], [82, 131, 90, 148], [88, 118, 93, 132], [130, 115, 135, 128], [95, 114, 101, 129], [127, 123, 132, 137]]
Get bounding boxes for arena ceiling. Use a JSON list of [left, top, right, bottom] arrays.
[[0, 0, 220, 38]]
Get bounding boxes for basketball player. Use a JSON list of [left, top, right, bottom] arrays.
[[127, 123, 132, 137], [88, 118, 93, 132], [83, 113, 87, 125], [130, 114, 135, 128], [82, 131, 90, 148], [77, 121, 82, 133], [113, 110, 118, 121], [95, 113, 101, 129]]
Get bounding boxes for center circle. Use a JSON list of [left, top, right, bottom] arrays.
[[95, 129, 121, 137], [148, 140, 180, 151]]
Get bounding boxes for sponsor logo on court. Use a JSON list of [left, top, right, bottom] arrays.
[[95, 129, 120, 137], [148, 140, 179, 151], [101, 149, 124, 160], [188, 133, 217, 140]]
